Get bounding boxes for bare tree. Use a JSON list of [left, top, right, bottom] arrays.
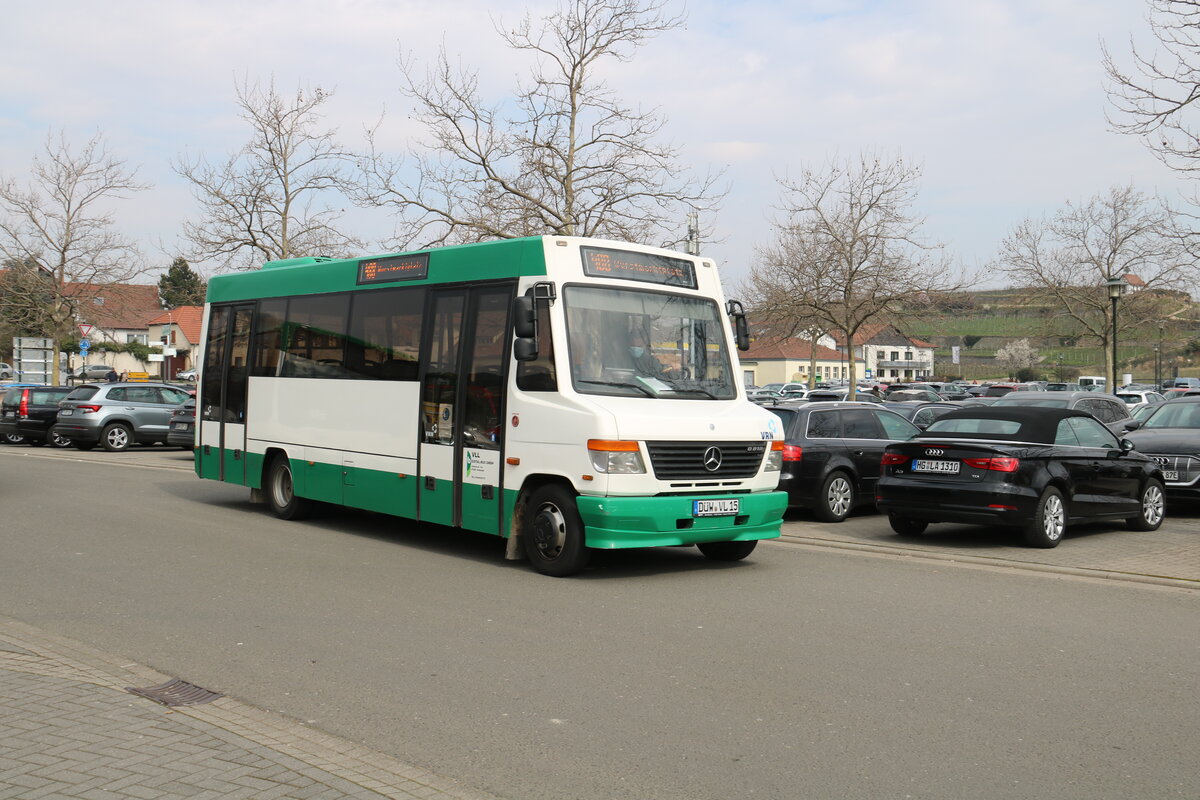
[[993, 185, 1195, 387], [744, 153, 967, 396], [176, 77, 361, 271], [1103, 1, 1200, 176], [0, 131, 149, 381], [354, 0, 721, 249]]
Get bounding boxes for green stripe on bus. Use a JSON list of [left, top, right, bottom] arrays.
[[207, 237, 548, 303]]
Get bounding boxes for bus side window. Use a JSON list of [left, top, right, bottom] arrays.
[[347, 287, 424, 381], [516, 300, 556, 392], [252, 299, 287, 377]]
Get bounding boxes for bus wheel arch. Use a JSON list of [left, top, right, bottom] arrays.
[[263, 450, 313, 521], [516, 477, 591, 577]]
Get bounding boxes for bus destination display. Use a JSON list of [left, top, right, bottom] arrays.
[[580, 246, 697, 289], [357, 253, 430, 285]]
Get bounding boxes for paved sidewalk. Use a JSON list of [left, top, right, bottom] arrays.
[[0, 616, 496, 800]]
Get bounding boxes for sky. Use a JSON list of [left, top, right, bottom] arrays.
[[0, 0, 1184, 294]]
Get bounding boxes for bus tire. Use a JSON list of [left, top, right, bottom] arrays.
[[523, 485, 590, 577], [265, 455, 312, 521], [696, 540, 757, 561]]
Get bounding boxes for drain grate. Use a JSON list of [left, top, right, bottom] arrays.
[[126, 678, 222, 707]]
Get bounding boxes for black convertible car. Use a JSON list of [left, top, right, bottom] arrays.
[[876, 407, 1165, 547]]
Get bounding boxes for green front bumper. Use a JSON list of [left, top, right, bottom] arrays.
[[575, 491, 787, 550]]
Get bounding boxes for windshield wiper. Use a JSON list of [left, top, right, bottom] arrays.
[[577, 379, 656, 397]]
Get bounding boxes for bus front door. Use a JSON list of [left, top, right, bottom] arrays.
[[418, 285, 512, 534], [199, 302, 253, 484]]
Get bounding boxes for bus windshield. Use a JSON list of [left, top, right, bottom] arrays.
[[564, 285, 737, 400]]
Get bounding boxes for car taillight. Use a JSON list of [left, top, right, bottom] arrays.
[[963, 456, 1019, 472], [18, 389, 29, 417], [782, 444, 803, 462], [76, 404, 103, 413], [881, 452, 908, 466]]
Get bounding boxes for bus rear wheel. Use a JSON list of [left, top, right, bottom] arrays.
[[266, 455, 312, 520], [523, 485, 590, 577]]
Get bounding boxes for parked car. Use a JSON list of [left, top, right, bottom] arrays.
[[882, 401, 973, 430], [1162, 377, 1200, 390], [877, 406, 1164, 547], [884, 389, 943, 403], [1122, 396, 1200, 501], [51, 382, 192, 452], [0, 385, 74, 447], [1115, 390, 1166, 412], [989, 390, 1134, 434], [73, 364, 115, 382], [1045, 382, 1082, 392], [0, 363, 13, 379], [166, 397, 196, 449], [807, 389, 883, 403], [1162, 387, 1200, 401], [764, 401, 920, 521], [176, 368, 198, 381]]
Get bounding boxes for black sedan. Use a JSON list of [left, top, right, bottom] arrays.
[[166, 397, 196, 449], [876, 407, 1164, 547], [766, 401, 919, 522], [1122, 396, 1200, 501]]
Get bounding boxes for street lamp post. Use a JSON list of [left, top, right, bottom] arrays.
[[1106, 276, 1125, 390]]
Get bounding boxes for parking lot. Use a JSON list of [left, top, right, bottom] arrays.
[[5, 440, 1197, 588]]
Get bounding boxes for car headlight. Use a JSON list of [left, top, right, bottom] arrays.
[[587, 440, 646, 474]]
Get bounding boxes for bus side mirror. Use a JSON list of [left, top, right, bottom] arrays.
[[726, 299, 750, 351], [514, 337, 538, 361], [513, 296, 536, 339]]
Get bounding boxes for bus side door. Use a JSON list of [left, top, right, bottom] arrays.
[[199, 302, 253, 484], [418, 285, 512, 533]]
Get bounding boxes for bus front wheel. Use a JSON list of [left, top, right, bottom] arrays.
[[266, 455, 312, 521], [523, 485, 590, 577]]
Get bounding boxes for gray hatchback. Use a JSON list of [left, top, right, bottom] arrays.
[[51, 382, 192, 451]]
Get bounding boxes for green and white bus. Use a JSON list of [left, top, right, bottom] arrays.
[[195, 236, 787, 575]]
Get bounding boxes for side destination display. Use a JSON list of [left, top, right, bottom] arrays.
[[357, 252, 430, 285], [580, 246, 697, 289]]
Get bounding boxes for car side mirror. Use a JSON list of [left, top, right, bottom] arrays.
[[1120, 438, 1135, 453], [1124, 419, 1142, 431]]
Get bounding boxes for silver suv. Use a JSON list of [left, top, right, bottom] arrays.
[[51, 382, 192, 451]]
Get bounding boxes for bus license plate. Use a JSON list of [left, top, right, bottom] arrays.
[[913, 459, 960, 474], [693, 499, 739, 517], [1163, 470, 1179, 482]]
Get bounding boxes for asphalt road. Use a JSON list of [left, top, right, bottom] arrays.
[[1, 445, 1197, 800]]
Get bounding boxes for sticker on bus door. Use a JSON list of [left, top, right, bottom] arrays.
[[462, 448, 498, 485], [437, 404, 454, 444]]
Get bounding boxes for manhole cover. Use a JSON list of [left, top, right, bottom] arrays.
[[126, 678, 222, 706]]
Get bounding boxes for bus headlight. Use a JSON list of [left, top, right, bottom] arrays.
[[587, 440, 646, 474], [764, 440, 784, 472]]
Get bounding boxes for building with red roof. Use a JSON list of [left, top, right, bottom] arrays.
[[148, 306, 204, 379], [818, 323, 937, 382]]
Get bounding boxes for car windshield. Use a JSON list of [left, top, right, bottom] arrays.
[[564, 285, 737, 399], [1140, 402, 1200, 429], [992, 396, 1070, 408]]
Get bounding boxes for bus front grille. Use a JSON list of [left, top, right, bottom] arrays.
[[645, 441, 767, 480]]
